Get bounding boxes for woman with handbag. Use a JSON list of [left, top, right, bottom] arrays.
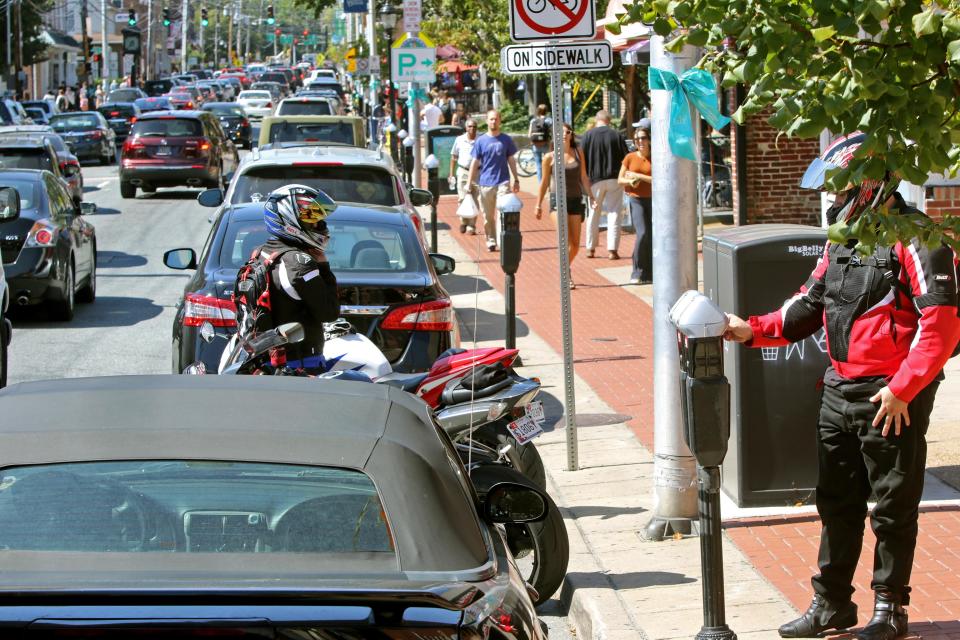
[[534, 123, 593, 289]]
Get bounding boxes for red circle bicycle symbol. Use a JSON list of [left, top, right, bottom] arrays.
[[513, 0, 591, 36]]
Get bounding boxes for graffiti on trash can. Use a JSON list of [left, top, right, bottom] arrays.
[[758, 329, 828, 362]]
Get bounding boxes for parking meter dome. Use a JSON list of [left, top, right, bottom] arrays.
[[402, 136, 415, 147], [496, 192, 523, 214], [397, 129, 408, 139], [423, 154, 439, 169], [669, 290, 728, 338]]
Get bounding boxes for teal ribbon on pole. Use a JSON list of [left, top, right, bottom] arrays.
[[405, 86, 429, 108], [648, 67, 731, 162]]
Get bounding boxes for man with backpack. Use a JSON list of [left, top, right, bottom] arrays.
[[234, 185, 340, 373], [723, 132, 960, 640], [528, 104, 552, 181]]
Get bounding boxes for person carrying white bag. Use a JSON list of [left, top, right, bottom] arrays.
[[449, 118, 480, 235]]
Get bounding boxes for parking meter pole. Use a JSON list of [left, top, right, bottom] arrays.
[[411, 82, 423, 189], [645, 36, 699, 539], [500, 208, 521, 351], [549, 67, 578, 471], [670, 291, 736, 640]]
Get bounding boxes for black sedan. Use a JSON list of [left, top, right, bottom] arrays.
[[164, 202, 457, 374], [0, 169, 96, 321], [0, 374, 547, 639], [96, 101, 141, 143], [49, 111, 117, 164], [202, 102, 252, 149]]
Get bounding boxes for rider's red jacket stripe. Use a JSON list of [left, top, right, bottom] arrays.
[[747, 210, 960, 402]]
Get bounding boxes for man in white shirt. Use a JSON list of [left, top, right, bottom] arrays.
[[449, 118, 478, 234], [421, 99, 442, 130]]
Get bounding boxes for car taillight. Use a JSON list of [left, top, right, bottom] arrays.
[[183, 293, 237, 327], [186, 101, 194, 108], [381, 299, 453, 332], [88, 130, 103, 139], [122, 138, 145, 157], [110, 111, 120, 116], [129, 116, 137, 123], [25, 219, 56, 247], [265, 102, 272, 108], [199, 140, 211, 151]]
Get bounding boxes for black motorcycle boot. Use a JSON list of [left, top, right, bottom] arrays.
[[779, 594, 858, 638], [855, 592, 908, 640]]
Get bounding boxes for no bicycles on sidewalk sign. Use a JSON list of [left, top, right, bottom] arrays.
[[509, 0, 596, 41]]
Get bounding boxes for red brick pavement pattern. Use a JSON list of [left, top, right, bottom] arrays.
[[725, 506, 960, 639], [436, 191, 656, 448], [437, 192, 960, 638]]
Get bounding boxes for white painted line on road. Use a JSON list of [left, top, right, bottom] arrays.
[[96, 180, 110, 189]]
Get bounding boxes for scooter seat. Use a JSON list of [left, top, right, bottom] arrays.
[[378, 371, 429, 393]]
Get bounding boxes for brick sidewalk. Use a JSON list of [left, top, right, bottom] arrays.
[[436, 191, 960, 638]]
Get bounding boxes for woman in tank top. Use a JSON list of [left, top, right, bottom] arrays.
[[534, 123, 593, 289]]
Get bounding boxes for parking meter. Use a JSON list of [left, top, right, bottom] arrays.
[[424, 154, 440, 252], [498, 192, 523, 350], [668, 290, 736, 640]]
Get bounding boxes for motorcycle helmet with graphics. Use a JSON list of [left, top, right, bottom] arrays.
[[799, 132, 901, 225], [263, 184, 336, 252]]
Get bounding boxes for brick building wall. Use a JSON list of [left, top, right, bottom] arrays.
[[728, 105, 822, 226], [925, 186, 960, 219]]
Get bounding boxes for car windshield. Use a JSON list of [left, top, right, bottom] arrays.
[[240, 91, 270, 100], [267, 121, 355, 145], [108, 89, 141, 102], [277, 100, 331, 116], [144, 80, 172, 96], [49, 114, 100, 131], [221, 217, 415, 273], [0, 149, 53, 172], [0, 461, 395, 558], [232, 165, 396, 207], [205, 104, 245, 117], [131, 118, 203, 137], [98, 105, 136, 119], [24, 108, 44, 120], [135, 98, 170, 111], [0, 178, 37, 209]]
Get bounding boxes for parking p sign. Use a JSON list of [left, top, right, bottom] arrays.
[[509, 0, 596, 42]]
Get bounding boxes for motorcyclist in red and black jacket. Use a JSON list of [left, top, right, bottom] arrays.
[[724, 133, 960, 640]]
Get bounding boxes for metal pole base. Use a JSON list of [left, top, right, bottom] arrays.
[[640, 515, 692, 541], [695, 625, 737, 640]]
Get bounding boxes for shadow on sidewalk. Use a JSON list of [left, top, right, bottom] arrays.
[[562, 570, 695, 590], [457, 308, 530, 343], [441, 272, 493, 296], [566, 505, 648, 520]]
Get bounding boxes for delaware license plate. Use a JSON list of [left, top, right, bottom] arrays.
[[507, 415, 544, 445]]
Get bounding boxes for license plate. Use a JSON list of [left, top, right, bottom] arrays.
[[525, 400, 545, 424], [155, 147, 171, 156], [507, 415, 543, 445]]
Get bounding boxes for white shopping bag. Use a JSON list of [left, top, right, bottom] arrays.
[[457, 195, 478, 220]]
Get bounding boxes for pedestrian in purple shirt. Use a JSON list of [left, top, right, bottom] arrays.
[[467, 109, 521, 252]]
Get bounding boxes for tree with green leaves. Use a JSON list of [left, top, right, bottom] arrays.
[[612, 0, 960, 252]]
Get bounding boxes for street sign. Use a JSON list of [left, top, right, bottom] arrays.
[[343, 0, 367, 13], [509, 0, 596, 42], [355, 57, 370, 75], [345, 47, 357, 73], [501, 40, 612, 74], [402, 0, 421, 33], [391, 33, 435, 83]]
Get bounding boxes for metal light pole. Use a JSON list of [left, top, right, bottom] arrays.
[[80, 0, 90, 85], [100, 0, 107, 80], [378, 1, 400, 162], [643, 35, 700, 540], [180, 0, 188, 72], [146, 0, 153, 80], [214, 5, 220, 67]]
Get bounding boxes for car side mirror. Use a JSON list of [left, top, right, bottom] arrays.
[[163, 248, 198, 270], [483, 482, 547, 524], [429, 253, 455, 276], [409, 188, 433, 207], [197, 188, 224, 207], [0, 186, 20, 221], [79, 202, 97, 215]]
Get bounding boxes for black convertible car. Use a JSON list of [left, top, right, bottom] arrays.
[[165, 201, 458, 374], [0, 374, 548, 639]]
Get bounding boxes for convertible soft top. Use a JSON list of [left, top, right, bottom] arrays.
[[0, 375, 489, 576]]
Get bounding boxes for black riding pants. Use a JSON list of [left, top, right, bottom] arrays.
[[812, 370, 938, 606]]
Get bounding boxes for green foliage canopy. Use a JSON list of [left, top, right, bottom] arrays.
[[613, 0, 960, 253]]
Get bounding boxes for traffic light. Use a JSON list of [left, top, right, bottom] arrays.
[[92, 51, 102, 63], [127, 8, 136, 26], [266, 5, 275, 24], [302, 28, 308, 36], [162, 7, 171, 26], [274, 27, 281, 36], [201, 7, 208, 26]]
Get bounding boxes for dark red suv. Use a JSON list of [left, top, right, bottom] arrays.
[[119, 111, 239, 199]]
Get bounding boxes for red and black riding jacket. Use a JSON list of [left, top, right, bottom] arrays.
[[748, 196, 960, 402]]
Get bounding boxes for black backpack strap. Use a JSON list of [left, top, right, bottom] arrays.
[[839, 247, 915, 311]]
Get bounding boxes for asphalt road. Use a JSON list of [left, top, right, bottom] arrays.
[[3, 156, 575, 638]]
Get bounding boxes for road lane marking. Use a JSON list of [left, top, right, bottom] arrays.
[[96, 180, 110, 189]]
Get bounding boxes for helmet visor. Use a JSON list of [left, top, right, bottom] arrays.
[[800, 157, 835, 191]]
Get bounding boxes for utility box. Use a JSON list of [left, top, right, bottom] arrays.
[[702, 224, 829, 508]]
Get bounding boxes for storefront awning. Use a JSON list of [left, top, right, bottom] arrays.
[[439, 60, 477, 74], [41, 29, 80, 50], [596, 0, 652, 51]]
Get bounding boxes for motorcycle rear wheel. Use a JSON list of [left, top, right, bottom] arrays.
[[472, 422, 547, 490], [506, 492, 569, 606]]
